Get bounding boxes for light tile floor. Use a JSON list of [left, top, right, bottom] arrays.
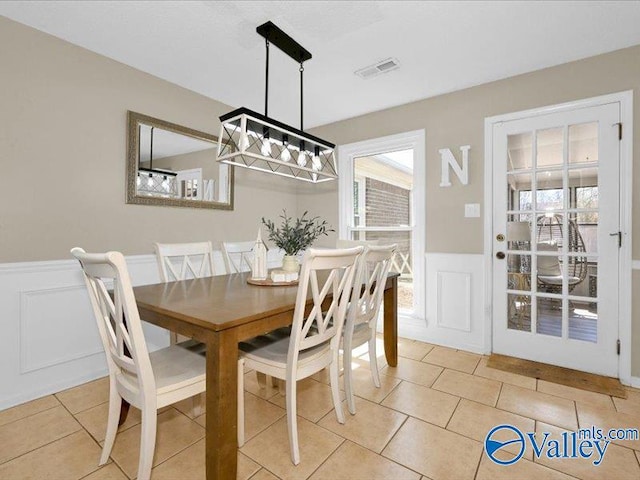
[[1, 336, 640, 479]]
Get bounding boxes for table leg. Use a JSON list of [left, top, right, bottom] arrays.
[[205, 330, 238, 480], [383, 276, 398, 367]]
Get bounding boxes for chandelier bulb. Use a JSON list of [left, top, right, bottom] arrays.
[[260, 139, 272, 157], [239, 131, 250, 152], [281, 146, 291, 162], [312, 146, 322, 171], [297, 150, 308, 167], [281, 134, 291, 162]]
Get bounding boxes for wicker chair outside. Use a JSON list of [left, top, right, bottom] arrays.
[[536, 213, 588, 293]]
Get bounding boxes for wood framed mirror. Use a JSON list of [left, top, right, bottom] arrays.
[[126, 111, 234, 210]]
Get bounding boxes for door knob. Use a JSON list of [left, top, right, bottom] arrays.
[[496, 252, 506, 259]]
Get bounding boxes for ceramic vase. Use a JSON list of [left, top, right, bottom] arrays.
[[282, 254, 299, 273]]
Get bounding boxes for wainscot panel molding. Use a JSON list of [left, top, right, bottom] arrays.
[[422, 253, 485, 353], [0, 251, 285, 410]]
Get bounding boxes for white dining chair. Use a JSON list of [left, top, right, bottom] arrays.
[[154, 241, 216, 345], [237, 246, 363, 465], [221, 240, 255, 273], [342, 244, 396, 415], [71, 248, 206, 480], [154, 242, 215, 416]]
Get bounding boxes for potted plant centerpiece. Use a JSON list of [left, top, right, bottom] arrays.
[[262, 210, 333, 273]]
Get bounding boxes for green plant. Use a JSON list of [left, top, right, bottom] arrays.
[[262, 210, 333, 256]]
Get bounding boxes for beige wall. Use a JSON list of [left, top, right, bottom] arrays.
[[307, 45, 640, 256], [305, 44, 640, 375], [0, 18, 298, 262]]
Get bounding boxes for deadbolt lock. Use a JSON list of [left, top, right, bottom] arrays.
[[496, 234, 505, 242]]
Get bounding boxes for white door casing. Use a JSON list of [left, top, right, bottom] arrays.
[[338, 130, 426, 332]]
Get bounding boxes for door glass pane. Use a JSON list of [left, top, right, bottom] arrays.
[[536, 297, 563, 337], [536, 252, 563, 294], [508, 254, 531, 287], [569, 122, 598, 164], [536, 171, 564, 211], [507, 222, 532, 251], [536, 213, 564, 248], [536, 127, 564, 168], [569, 302, 597, 343], [508, 293, 531, 332], [508, 132, 532, 171], [508, 172, 532, 211], [576, 186, 599, 210], [570, 167, 599, 191]]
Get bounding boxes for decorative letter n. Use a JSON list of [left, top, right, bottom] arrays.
[[439, 145, 470, 187]]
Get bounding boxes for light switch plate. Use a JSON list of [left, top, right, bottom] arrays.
[[465, 203, 480, 218]]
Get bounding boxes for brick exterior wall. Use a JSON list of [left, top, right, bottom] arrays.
[[363, 178, 411, 273]]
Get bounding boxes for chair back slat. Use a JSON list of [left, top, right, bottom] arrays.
[[289, 247, 362, 359], [71, 248, 155, 395], [349, 244, 397, 327], [154, 242, 215, 281], [221, 241, 257, 273]]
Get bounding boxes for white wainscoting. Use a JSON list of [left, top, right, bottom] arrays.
[[0, 250, 285, 411], [420, 253, 486, 354]]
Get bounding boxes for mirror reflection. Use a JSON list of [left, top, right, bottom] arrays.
[[127, 111, 234, 209]]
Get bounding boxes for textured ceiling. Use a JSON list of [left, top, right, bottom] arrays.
[[2, 1, 640, 128]]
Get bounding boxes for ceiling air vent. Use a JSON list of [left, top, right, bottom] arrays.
[[355, 57, 400, 79]]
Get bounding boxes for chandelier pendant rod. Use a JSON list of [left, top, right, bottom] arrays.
[[299, 62, 304, 131], [264, 39, 269, 118]]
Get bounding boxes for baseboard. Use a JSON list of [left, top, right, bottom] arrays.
[[0, 367, 108, 411], [628, 376, 640, 389]]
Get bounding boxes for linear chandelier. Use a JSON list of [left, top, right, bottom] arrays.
[[216, 21, 337, 183], [137, 125, 178, 197]]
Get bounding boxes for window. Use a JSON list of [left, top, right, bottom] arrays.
[[338, 130, 425, 325]]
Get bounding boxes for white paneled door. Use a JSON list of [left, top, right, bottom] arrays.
[[492, 102, 620, 376]]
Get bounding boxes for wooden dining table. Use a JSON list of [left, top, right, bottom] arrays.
[[131, 271, 399, 479]]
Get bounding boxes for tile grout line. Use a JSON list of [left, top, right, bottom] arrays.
[[471, 446, 484, 480], [54, 377, 110, 415], [375, 376, 404, 405], [304, 437, 345, 480], [442, 396, 462, 431], [237, 390, 287, 444], [530, 419, 594, 480], [247, 466, 281, 480], [57, 395, 124, 479], [378, 414, 410, 457], [481, 399, 579, 433], [0, 428, 81, 468], [0, 400, 61, 430], [494, 381, 505, 408], [150, 406, 207, 471], [323, 420, 426, 479]]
